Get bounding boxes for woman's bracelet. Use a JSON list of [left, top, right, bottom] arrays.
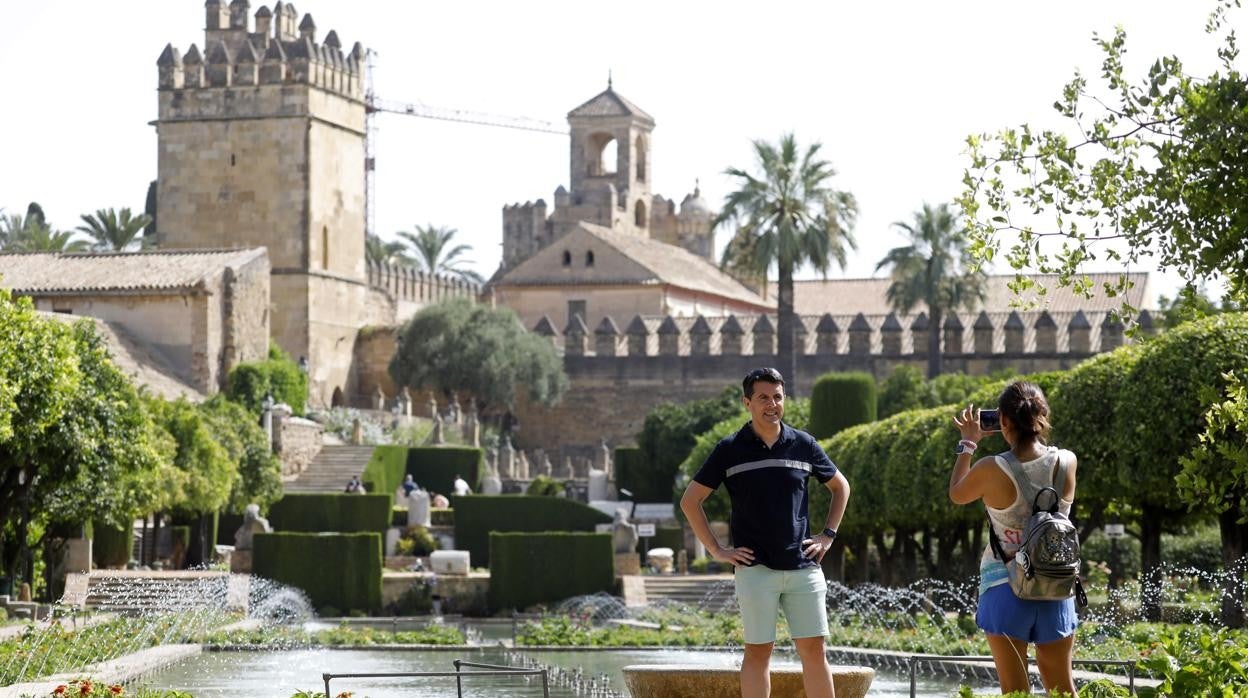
[[955, 439, 978, 455]]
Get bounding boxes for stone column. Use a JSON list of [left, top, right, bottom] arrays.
[[462, 402, 480, 447]]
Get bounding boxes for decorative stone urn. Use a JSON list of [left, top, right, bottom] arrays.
[[622, 664, 874, 698]]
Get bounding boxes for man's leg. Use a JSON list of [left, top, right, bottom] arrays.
[[741, 641, 774, 698], [793, 635, 834, 698]]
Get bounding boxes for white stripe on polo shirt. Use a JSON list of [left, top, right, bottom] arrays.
[[724, 459, 813, 478]]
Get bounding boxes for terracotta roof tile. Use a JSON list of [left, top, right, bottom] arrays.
[[0, 248, 267, 295]]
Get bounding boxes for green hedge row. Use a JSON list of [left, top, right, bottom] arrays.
[[364, 445, 483, 501], [452, 495, 612, 568], [267, 493, 392, 535], [488, 532, 614, 611], [809, 371, 877, 439], [613, 446, 655, 500], [253, 532, 382, 613], [648, 525, 684, 554], [224, 344, 309, 416], [92, 520, 133, 568]]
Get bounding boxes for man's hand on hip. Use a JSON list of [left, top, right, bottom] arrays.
[[711, 545, 755, 567], [801, 534, 834, 563]]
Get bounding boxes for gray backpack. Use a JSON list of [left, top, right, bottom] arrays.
[[988, 449, 1088, 608]]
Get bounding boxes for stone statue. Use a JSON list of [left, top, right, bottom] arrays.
[[449, 393, 462, 424], [427, 393, 439, 420], [375, 386, 386, 411], [431, 413, 445, 444], [612, 508, 639, 554], [407, 488, 431, 527], [501, 436, 516, 479], [234, 503, 272, 551], [481, 459, 503, 495]]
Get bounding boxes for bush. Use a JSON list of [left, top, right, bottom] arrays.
[[364, 445, 483, 501], [613, 446, 648, 500], [224, 344, 309, 416], [1162, 525, 1223, 573], [629, 387, 744, 502], [489, 532, 614, 611], [809, 372, 877, 439], [92, 520, 133, 568], [267, 493, 392, 535], [650, 525, 684, 554], [252, 532, 382, 613], [398, 525, 439, 556], [526, 475, 565, 497], [1081, 530, 1142, 580], [453, 495, 612, 568]]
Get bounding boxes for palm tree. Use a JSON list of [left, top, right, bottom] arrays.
[[0, 211, 89, 252], [77, 208, 152, 251], [876, 202, 986, 377], [716, 133, 858, 391], [365, 233, 411, 266], [396, 224, 485, 284]]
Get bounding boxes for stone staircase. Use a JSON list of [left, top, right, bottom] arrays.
[[284, 445, 376, 493], [642, 574, 735, 610], [66, 571, 245, 614]]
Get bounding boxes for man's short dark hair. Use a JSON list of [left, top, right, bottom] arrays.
[[743, 367, 785, 398]]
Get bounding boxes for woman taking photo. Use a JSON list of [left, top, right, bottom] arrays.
[[948, 381, 1078, 695]]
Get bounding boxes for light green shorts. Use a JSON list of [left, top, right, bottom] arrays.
[[734, 564, 829, 645]]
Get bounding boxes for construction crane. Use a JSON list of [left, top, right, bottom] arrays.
[[363, 49, 569, 237]]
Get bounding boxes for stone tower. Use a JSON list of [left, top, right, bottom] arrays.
[[154, 1, 366, 406]]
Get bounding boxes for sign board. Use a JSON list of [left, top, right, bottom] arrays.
[[1104, 523, 1126, 539], [632, 503, 676, 522], [637, 523, 656, 538]]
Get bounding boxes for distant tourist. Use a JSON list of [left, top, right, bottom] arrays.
[[680, 367, 850, 698], [344, 475, 365, 494], [402, 474, 420, 497], [431, 493, 450, 508], [949, 381, 1080, 696], [452, 474, 472, 496]]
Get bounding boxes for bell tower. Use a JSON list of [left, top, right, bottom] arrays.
[[566, 80, 655, 235]]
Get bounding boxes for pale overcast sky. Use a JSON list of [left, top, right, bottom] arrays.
[[0, 1, 1236, 306]]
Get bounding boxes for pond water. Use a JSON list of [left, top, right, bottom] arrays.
[[146, 646, 987, 697]]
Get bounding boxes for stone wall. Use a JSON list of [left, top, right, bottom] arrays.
[[275, 415, 323, 477], [221, 252, 271, 378]]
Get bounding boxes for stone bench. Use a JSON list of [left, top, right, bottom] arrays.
[[622, 664, 874, 698]]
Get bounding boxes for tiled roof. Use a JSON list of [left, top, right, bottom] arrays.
[[775, 273, 1151, 316], [567, 87, 655, 124], [40, 311, 204, 401], [497, 222, 772, 309], [0, 248, 267, 295]]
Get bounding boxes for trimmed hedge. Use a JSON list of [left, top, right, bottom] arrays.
[[92, 520, 133, 568], [225, 345, 309, 416], [267, 493, 392, 535], [489, 532, 613, 611], [253, 532, 382, 613], [452, 495, 612, 568], [650, 525, 684, 554], [364, 445, 483, 501], [613, 446, 650, 500], [809, 372, 877, 439]]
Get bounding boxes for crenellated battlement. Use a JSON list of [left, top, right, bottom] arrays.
[[157, 1, 365, 105], [366, 260, 480, 306], [531, 308, 1155, 359]]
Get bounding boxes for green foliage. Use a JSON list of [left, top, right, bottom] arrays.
[[224, 344, 309, 416], [961, 8, 1248, 314], [203, 622, 463, 648], [198, 396, 282, 514], [452, 495, 611, 568], [516, 610, 744, 647], [629, 387, 743, 501], [809, 372, 877, 439], [1159, 285, 1241, 329], [145, 396, 236, 516], [389, 299, 567, 414], [397, 223, 485, 284], [252, 532, 382, 613], [525, 475, 565, 497], [1137, 626, 1248, 697], [91, 520, 133, 568], [1179, 368, 1248, 524], [396, 525, 439, 556], [488, 532, 613, 611], [267, 494, 392, 535], [878, 365, 930, 418], [76, 207, 152, 251], [651, 525, 684, 553], [363, 445, 483, 500]]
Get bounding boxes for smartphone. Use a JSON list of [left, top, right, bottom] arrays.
[[979, 409, 1001, 433]]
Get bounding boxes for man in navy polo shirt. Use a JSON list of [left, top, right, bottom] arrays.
[[680, 367, 851, 698]]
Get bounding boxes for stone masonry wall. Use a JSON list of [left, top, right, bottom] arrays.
[[275, 415, 323, 477]]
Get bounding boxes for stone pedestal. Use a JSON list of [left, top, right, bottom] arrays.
[[407, 490, 431, 527], [614, 552, 641, 576], [230, 549, 253, 573], [587, 469, 608, 501], [64, 538, 92, 574], [622, 664, 875, 698]]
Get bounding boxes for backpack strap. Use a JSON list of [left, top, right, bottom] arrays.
[[1041, 450, 1068, 514]]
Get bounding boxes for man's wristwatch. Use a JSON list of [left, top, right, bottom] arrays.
[[822, 528, 837, 541]]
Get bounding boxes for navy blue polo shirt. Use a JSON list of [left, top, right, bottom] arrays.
[[693, 421, 838, 570]]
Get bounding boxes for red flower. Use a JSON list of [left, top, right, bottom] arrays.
[[109, 685, 123, 695], [53, 686, 68, 696], [77, 680, 93, 696]]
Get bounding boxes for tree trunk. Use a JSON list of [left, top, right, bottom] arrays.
[[1219, 508, 1247, 628], [936, 522, 967, 579], [821, 539, 845, 583], [929, 307, 943, 378], [1140, 506, 1164, 622], [846, 534, 869, 584], [777, 264, 797, 395], [901, 532, 919, 585]]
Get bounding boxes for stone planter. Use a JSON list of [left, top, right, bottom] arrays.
[[622, 664, 874, 698]]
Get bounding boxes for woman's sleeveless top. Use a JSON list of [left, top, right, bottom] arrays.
[[979, 445, 1074, 594]]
